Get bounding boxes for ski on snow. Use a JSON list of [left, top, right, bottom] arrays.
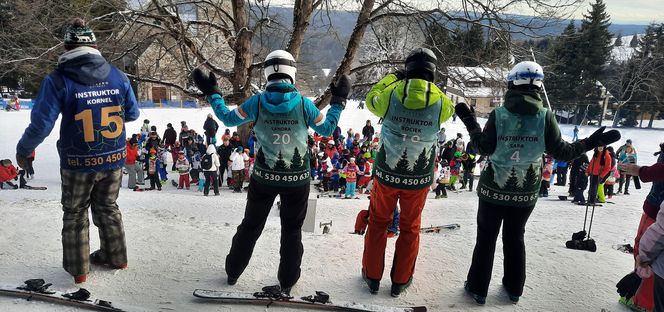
[[193, 285, 427, 312], [420, 224, 460, 233], [0, 279, 136, 311]]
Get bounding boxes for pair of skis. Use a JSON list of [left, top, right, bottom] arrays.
[[1, 280, 426, 312], [0, 279, 127, 311]]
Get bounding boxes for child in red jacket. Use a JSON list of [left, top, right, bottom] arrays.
[[0, 159, 19, 189]]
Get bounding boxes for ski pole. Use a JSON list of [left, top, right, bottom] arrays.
[[587, 202, 597, 239]]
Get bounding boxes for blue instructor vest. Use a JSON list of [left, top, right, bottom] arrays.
[[477, 106, 546, 207], [252, 98, 311, 187], [374, 92, 441, 190], [57, 67, 130, 172]]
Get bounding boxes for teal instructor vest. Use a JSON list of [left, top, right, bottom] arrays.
[[477, 106, 547, 207], [374, 92, 441, 190], [252, 98, 310, 187]]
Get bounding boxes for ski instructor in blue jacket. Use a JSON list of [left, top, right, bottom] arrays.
[[193, 50, 351, 293], [15, 18, 139, 284]]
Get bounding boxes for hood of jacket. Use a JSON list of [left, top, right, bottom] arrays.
[[503, 89, 544, 115], [57, 47, 111, 85], [392, 79, 445, 110], [258, 82, 302, 114], [206, 145, 217, 155]]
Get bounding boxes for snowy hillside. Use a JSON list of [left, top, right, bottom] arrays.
[[0, 102, 661, 311], [610, 34, 642, 63]]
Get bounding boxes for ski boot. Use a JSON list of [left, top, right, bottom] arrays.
[[227, 276, 238, 285], [390, 276, 412, 298], [90, 250, 127, 269], [362, 270, 380, 294], [502, 279, 520, 303], [74, 275, 87, 284], [464, 281, 486, 305]]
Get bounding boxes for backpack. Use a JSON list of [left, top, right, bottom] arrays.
[[201, 154, 213, 170]]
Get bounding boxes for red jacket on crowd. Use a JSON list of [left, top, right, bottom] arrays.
[[0, 163, 18, 182]]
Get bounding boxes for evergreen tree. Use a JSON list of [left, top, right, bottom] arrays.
[[480, 162, 500, 190], [256, 147, 268, 168], [523, 164, 540, 192], [504, 167, 522, 191], [395, 148, 412, 174], [463, 23, 485, 66], [548, 21, 582, 118], [273, 151, 289, 171], [412, 147, 429, 175], [375, 144, 387, 168], [290, 147, 303, 171], [577, 0, 613, 120], [630, 34, 639, 48], [614, 33, 623, 46]]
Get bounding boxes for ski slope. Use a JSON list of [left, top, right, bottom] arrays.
[[0, 101, 661, 311]]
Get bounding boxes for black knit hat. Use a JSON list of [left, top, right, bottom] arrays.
[[63, 18, 97, 50], [405, 48, 437, 82]]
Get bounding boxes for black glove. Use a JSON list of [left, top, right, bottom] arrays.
[[15, 153, 28, 169], [330, 74, 351, 109], [454, 103, 481, 134], [392, 69, 406, 80], [192, 68, 222, 97], [581, 126, 621, 151], [616, 271, 642, 300]]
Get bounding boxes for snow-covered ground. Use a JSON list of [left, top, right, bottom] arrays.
[[0, 101, 662, 311]]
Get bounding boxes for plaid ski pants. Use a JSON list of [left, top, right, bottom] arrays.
[[60, 168, 127, 276]]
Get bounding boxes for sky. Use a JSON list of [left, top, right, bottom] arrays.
[[583, 0, 664, 24]]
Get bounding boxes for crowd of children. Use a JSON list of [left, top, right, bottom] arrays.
[[124, 119, 252, 194]]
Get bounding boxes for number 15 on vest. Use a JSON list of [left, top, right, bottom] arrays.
[[74, 105, 124, 142]]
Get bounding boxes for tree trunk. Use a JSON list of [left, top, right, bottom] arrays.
[[315, 0, 376, 109], [231, 0, 259, 147], [286, 0, 316, 60], [648, 110, 656, 128], [612, 105, 622, 127], [639, 111, 644, 128]]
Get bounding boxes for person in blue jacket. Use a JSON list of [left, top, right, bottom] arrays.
[[192, 49, 351, 293], [15, 18, 139, 284]]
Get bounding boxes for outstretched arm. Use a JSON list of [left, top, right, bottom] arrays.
[[305, 98, 342, 137], [365, 74, 400, 118], [208, 94, 258, 127]]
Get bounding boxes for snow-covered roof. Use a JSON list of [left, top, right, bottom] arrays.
[[445, 66, 508, 99]]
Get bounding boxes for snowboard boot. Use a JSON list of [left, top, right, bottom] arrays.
[[390, 276, 413, 298], [74, 275, 87, 284], [90, 250, 127, 269], [362, 270, 380, 294], [464, 281, 486, 305]]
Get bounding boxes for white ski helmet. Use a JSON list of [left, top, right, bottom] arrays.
[[507, 61, 544, 90], [264, 50, 296, 83]]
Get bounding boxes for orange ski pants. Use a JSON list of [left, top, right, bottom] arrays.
[[362, 179, 429, 284]]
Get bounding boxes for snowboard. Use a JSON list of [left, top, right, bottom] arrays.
[[420, 224, 461, 233], [18, 170, 46, 190], [0, 279, 131, 311], [193, 286, 427, 312]]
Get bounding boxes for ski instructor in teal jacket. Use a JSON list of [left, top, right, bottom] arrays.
[[192, 50, 351, 293]]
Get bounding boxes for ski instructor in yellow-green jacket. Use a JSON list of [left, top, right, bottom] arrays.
[[362, 48, 454, 297]]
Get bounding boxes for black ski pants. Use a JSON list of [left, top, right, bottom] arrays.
[[466, 200, 534, 297], [656, 273, 664, 312], [588, 175, 600, 204], [556, 167, 567, 185], [226, 178, 310, 289], [203, 171, 219, 195]]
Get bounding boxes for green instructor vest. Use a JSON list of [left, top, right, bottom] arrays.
[[477, 106, 547, 207], [252, 98, 310, 187], [374, 92, 441, 190]]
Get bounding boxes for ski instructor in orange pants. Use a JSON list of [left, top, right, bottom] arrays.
[[362, 48, 454, 297]]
